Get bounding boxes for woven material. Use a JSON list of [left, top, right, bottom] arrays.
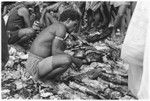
[[26, 52, 43, 80]]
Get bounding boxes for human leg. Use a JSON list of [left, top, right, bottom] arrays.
[[38, 54, 72, 79], [100, 3, 110, 28], [42, 64, 69, 80], [2, 18, 9, 67], [86, 9, 93, 31], [93, 9, 101, 29]]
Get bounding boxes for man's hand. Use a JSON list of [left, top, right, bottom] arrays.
[[75, 58, 83, 68], [71, 56, 83, 68], [71, 58, 83, 71]]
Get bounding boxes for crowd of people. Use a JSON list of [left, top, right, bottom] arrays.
[[2, 1, 149, 99]]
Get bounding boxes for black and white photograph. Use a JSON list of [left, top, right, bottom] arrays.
[[1, 0, 150, 100]]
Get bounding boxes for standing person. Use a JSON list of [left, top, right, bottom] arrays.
[[121, 1, 149, 99], [6, 2, 36, 45], [109, 2, 130, 38], [1, 18, 9, 67], [85, 1, 102, 31], [26, 9, 82, 81]]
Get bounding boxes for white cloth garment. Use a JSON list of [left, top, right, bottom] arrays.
[[3, 14, 9, 25], [121, 0, 150, 99]]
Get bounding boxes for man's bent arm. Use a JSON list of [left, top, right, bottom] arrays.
[[52, 24, 66, 55], [18, 7, 31, 27]]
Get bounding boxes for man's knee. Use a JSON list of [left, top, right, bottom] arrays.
[[63, 55, 72, 65]]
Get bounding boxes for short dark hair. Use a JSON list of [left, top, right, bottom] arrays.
[[59, 9, 81, 22]]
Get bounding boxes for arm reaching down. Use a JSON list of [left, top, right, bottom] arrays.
[[52, 24, 66, 55], [18, 7, 31, 27], [71, 56, 83, 68]]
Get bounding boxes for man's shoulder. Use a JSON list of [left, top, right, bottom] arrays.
[[52, 23, 66, 32], [18, 6, 28, 12], [18, 7, 29, 15], [54, 22, 66, 28], [51, 23, 67, 37]]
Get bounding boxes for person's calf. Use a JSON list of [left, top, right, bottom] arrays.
[[38, 54, 72, 79], [40, 55, 72, 81], [42, 64, 69, 81], [52, 54, 72, 69], [63, 55, 72, 66]]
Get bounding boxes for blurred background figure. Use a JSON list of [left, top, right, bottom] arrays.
[[5, 2, 36, 47], [1, 18, 9, 67], [40, 1, 81, 28]]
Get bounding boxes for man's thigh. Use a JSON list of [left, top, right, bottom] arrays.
[[38, 54, 71, 77]]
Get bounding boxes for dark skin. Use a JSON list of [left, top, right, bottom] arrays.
[[2, 18, 9, 67], [111, 3, 128, 38], [7, 3, 36, 44], [29, 20, 82, 80], [40, 2, 63, 27]]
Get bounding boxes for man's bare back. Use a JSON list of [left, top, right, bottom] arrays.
[[30, 23, 66, 58]]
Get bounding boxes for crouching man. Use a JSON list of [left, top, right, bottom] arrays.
[[26, 9, 83, 81]]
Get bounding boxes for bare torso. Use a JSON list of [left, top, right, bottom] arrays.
[[30, 23, 66, 58]]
